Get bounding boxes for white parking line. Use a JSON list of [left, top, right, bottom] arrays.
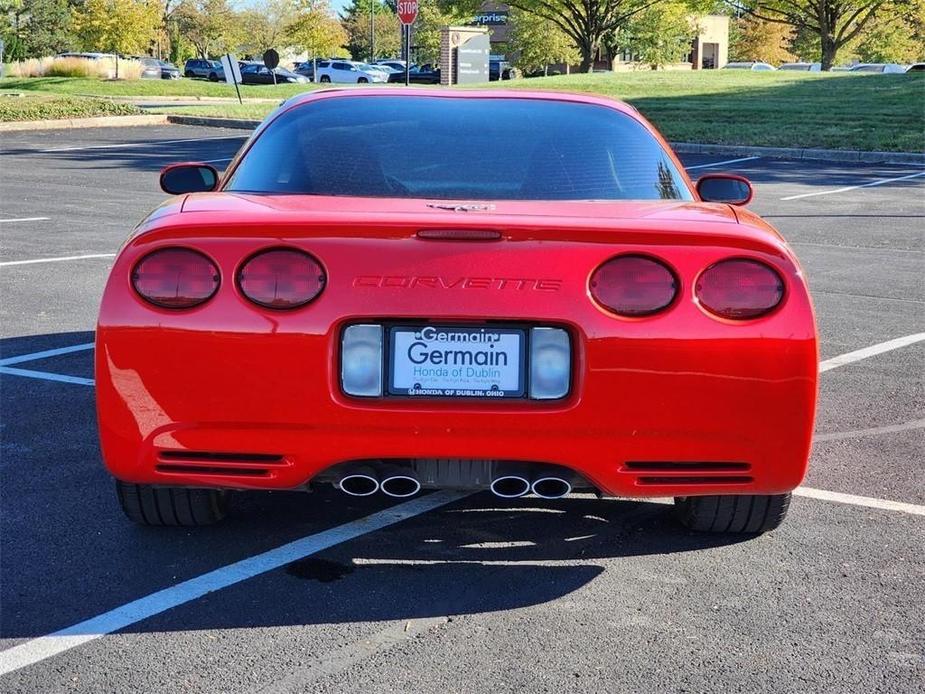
[[40, 135, 246, 153], [0, 490, 468, 676], [0, 342, 95, 367], [0, 253, 115, 267], [795, 487, 925, 516], [781, 171, 925, 200], [0, 217, 50, 224], [814, 419, 925, 442], [0, 366, 94, 386], [685, 156, 760, 171], [819, 333, 925, 372]]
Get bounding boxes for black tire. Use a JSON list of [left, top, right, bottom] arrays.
[[357, 77, 368, 83], [674, 493, 791, 533], [208, 72, 218, 81], [115, 480, 228, 526], [184, 70, 194, 78], [319, 75, 331, 83]]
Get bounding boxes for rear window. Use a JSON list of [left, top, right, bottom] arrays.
[[225, 96, 692, 201]]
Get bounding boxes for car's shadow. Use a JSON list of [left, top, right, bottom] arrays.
[[1, 331, 751, 639]]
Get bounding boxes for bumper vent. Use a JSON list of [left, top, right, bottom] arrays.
[[156, 450, 287, 478], [622, 461, 753, 487]]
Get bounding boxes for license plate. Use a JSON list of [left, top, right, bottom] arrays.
[[388, 325, 525, 398]]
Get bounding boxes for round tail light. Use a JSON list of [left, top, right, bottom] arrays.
[[238, 249, 325, 309], [589, 255, 678, 317], [132, 248, 219, 308], [696, 259, 784, 319]]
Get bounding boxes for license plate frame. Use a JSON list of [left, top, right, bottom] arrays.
[[387, 324, 527, 399]]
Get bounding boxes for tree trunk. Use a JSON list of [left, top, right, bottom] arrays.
[[578, 37, 595, 72], [820, 34, 837, 71]]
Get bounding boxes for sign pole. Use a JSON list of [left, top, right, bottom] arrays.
[[227, 53, 242, 104], [397, 0, 417, 86], [404, 25, 410, 86]]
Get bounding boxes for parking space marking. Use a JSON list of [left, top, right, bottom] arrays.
[[0, 253, 115, 267], [819, 333, 925, 372], [814, 419, 925, 443], [795, 487, 925, 516], [0, 342, 95, 367], [0, 367, 94, 386], [40, 135, 246, 153], [0, 490, 468, 677], [685, 156, 759, 171], [0, 217, 50, 224], [781, 171, 925, 201]]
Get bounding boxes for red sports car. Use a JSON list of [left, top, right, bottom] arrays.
[[96, 89, 817, 533]]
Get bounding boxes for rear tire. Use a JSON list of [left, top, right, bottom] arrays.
[[208, 72, 218, 81], [674, 493, 791, 533], [320, 75, 331, 83], [184, 70, 194, 78], [116, 480, 228, 526], [358, 77, 368, 83]]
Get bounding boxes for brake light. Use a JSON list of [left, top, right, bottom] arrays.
[[238, 248, 325, 309], [589, 255, 678, 317], [132, 248, 219, 308], [696, 259, 784, 319]]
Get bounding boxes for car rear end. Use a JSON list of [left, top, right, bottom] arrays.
[[97, 90, 817, 531]]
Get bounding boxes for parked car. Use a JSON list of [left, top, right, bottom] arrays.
[[387, 64, 441, 84], [240, 64, 309, 85], [57, 52, 116, 61], [140, 58, 181, 80], [294, 60, 320, 80], [315, 60, 387, 83], [849, 63, 906, 73], [906, 63, 925, 72], [489, 58, 519, 80], [184, 58, 224, 81], [375, 60, 407, 72], [102, 89, 817, 535], [778, 62, 821, 72], [723, 61, 776, 71]]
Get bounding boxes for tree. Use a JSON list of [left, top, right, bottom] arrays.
[[852, 2, 925, 62], [286, 0, 348, 58], [728, 0, 916, 70], [413, 0, 465, 64], [341, 0, 401, 60], [237, 0, 299, 56], [72, 0, 160, 74], [729, 15, 796, 63], [506, 0, 659, 71], [509, 8, 578, 73], [611, 0, 696, 68], [174, 0, 243, 58], [1, 0, 74, 60]]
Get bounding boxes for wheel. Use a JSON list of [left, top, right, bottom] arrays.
[[184, 70, 194, 78], [674, 493, 791, 533], [319, 75, 330, 83], [358, 77, 368, 83], [208, 72, 218, 81], [115, 480, 228, 526]]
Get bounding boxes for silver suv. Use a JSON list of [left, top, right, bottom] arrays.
[[183, 59, 224, 81]]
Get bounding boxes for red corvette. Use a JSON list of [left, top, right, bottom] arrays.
[[96, 89, 817, 533]]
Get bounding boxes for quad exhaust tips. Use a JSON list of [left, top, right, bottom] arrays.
[[337, 467, 379, 497], [380, 474, 422, 498], [490, 476, 531, 498], [531, 477, 572, 499]]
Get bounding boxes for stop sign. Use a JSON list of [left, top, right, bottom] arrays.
[[397, 0, 418, 25]]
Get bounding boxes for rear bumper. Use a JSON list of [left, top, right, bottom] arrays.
[[96, 324, 817, 497]]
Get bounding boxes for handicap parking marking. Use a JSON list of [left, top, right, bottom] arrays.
[[781, 170, 925, 200], [0, 342, 95, 367], [0, 366, 93, 386], [0, 490, 469, 677]]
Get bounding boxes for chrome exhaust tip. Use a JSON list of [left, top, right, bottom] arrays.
[[531, 477, 572, 499], [338, 472, 379, 497], [380, 475, 422, 498], [490, 475, 531, 498]]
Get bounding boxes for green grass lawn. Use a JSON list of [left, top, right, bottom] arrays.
[[2, 71, 922, 151], [0, 93, 141, 121]]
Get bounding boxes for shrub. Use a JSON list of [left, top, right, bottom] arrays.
[[6, 56, 143, 80], [0, 94, 141, 121]]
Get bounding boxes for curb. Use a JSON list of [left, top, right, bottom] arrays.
[[0, 114, 168, 131], [77, 93, 280, 104], [672, 142, 925, 166], [167, 115, 262, 130]]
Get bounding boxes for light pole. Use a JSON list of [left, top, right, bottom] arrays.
[[369, 0, 376, 61]]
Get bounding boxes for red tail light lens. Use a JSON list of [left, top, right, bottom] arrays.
[[132, 248, 219, 308], [238, 249, 325, 309], [589, 255, 678, 316], [696, 259, 784, 319]]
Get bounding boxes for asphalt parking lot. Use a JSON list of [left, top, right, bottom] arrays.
[[1, 125, 923, 693]]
